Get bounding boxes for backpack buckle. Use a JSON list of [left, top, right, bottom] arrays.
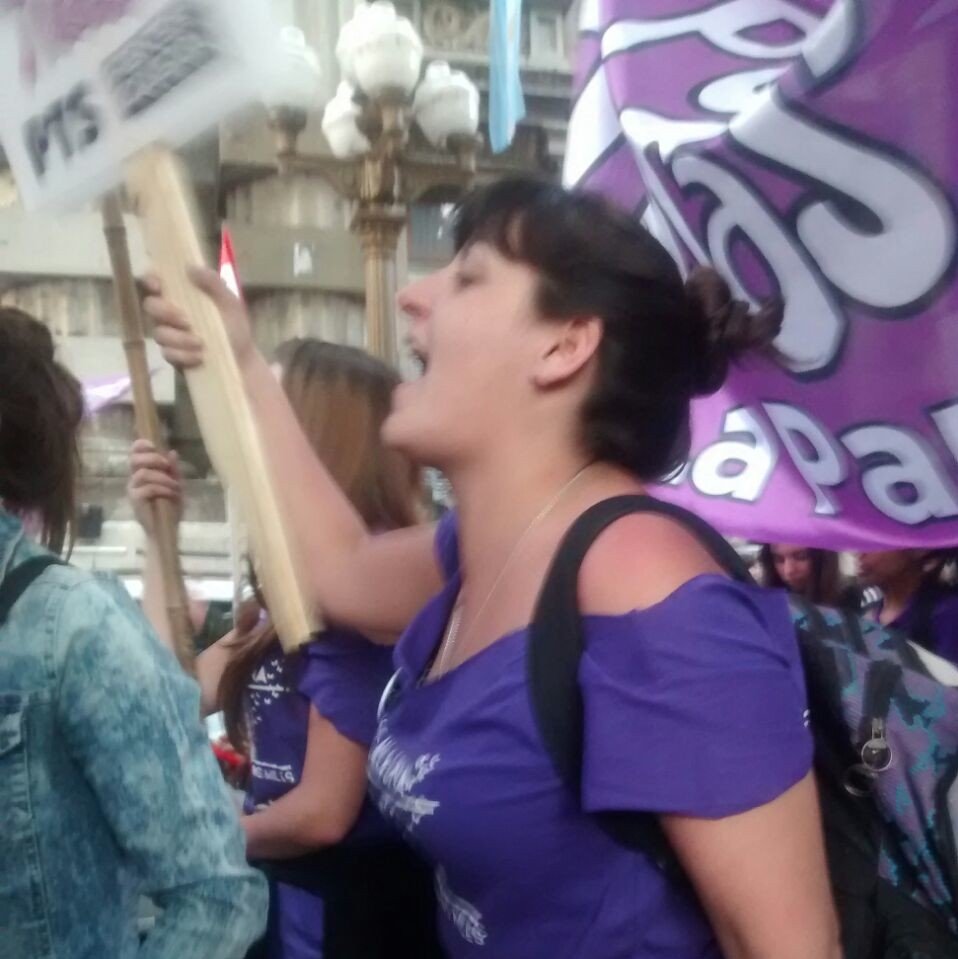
[[860, 718, 893, 772], [843, 719, 893, 797]]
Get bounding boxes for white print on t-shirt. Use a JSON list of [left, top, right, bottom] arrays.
[[436, 866, 487, 946], [368, 724, 440, 831], [245, 653, 295, 775], [247, 658, 290, 727], [251, 758, 296, 785]]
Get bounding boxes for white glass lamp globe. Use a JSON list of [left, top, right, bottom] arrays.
[[321, 82, 371, 159], [262, 26, 322, 113], [337, 1, 423, 101], [413, 61, 480, 148]]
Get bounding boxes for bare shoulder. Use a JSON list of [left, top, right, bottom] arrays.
[[578, 511, 727, 615]]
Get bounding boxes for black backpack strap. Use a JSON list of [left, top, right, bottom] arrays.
[[0, 556, 64, 626], [528, 494, 753, 863]]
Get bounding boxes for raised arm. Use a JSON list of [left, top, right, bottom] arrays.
[[143, 270, 442, 638], [128, 439, 234, 714], [127, 439, 183, 652]]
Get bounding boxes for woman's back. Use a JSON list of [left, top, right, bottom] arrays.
[[1, 306, 265, 957], [0, 512, 265, 957]]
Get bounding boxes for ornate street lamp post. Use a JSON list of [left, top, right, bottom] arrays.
[[264, 3, 480, 365]]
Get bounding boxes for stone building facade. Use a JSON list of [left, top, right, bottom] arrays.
[[0, 0, 578, 594]]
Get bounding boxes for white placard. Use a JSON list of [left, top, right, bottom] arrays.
[[0, 0, 275, 210]]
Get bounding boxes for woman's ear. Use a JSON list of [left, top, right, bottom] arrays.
[[532, 316, 603, 389]]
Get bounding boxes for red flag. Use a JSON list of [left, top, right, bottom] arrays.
[[219, 227, 243, 300]]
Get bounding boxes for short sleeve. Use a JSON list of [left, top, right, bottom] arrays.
[[298, 631, 396, 746], [435, 510, 459, 581], [580, 577, 812, 819]]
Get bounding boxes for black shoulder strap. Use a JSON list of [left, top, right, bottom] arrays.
[[528, 494, 752, 860], [0, 556, 64, 626]]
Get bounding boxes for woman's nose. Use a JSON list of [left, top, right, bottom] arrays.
[[397, 273, 435, 325]]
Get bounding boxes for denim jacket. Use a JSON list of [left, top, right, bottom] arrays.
[[0, 512, 267, 958]]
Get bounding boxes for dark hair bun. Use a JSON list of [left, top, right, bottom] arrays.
[[684, 266, 783, 396]]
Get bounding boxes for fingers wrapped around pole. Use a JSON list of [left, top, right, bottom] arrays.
[[126, 146, 317, 652]]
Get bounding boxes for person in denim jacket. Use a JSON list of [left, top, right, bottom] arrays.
[[0, 307, 267, 958]]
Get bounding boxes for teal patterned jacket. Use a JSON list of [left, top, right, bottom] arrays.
[[0, 511, 267, 958]]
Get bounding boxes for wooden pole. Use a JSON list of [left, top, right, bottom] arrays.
[[101, 191, 196, 672], [126, 146, 317, 652]]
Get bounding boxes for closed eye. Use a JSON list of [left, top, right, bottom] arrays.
[[453, 270, 479, 290]]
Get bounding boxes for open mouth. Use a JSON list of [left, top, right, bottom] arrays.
[[409, 347, 428, 376]]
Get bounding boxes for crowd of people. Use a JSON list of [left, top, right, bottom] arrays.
[[756, 543, 958, 661], [2, 177, 956, 958]]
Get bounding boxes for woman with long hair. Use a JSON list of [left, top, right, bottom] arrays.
[[757, 543, 860, 608], [144, 178, 840, 959], [0, 306, 266, 957], [857, 548, 958, 663], [129, 338, 441, 959]]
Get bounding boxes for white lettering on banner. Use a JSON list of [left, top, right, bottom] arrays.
[[674, 401, 958, 527], [602, 0, 820, 62], [641, 202, 688, 277], [621, 111, 726, 164], [764, 402, 847, 516], [596, 1, 957, 377], [801, 0, 859, 82], [689, 407, 777, 501], [931, 402, 958, 466], [696, 67, 784, 116], [730, 90, 956, 311], [842, 425, 958, 524], [671, 153, 844, 371]]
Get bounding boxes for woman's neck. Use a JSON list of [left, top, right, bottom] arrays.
[[445, 444, 639, 596], [879, 568, 924, 625]]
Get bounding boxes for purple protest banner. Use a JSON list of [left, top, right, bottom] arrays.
[[82, 371, 133, 415], [565, 0, 958, 550], [82, 368, 157, 415]]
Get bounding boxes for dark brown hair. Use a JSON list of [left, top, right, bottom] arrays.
[[452, 178, 782, 480], [0, 307, 84, 555], [219, 339, 422, 753], [758, 544, 848, 607]]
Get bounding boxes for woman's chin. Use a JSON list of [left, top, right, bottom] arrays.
[[381, 409, 418, 455], [382, 412, 445, 468]]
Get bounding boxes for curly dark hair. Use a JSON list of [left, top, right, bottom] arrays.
[[452, 177, 782, 480]]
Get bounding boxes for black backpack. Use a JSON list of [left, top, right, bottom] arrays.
[[528, 495, 958, 959]]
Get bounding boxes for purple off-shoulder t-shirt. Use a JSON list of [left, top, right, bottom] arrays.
[[245, 630, 396, 959], [368, 512, 813, 958]]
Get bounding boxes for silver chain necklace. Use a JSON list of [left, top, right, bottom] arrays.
[[433, 463, 594, 678]]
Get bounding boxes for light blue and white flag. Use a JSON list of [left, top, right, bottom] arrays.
[[488, 0, 525, 153]]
